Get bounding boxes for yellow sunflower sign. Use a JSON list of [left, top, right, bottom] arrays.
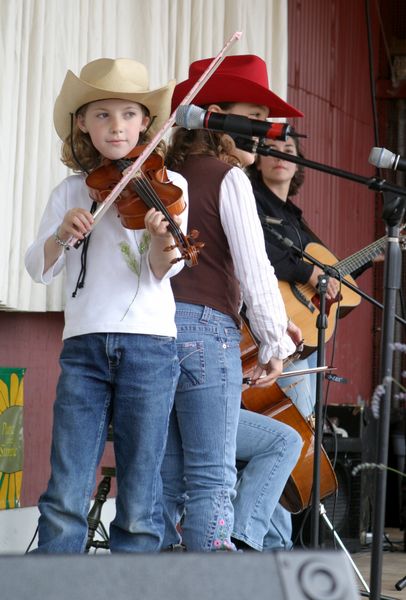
[[0, 368, 25, 509]]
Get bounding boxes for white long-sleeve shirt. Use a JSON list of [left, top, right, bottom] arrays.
[[25, 171, 189, 340]]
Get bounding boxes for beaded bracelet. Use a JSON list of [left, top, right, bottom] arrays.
[[53, 227, 70, 248]]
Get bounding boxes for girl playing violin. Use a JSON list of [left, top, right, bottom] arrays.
[[25, 58, 189, 552], [161, 54, 303, 552]]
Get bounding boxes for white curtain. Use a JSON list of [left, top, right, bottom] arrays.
[[0, 0, 288, 311]]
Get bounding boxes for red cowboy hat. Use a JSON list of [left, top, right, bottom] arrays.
[[172, 54, 303, 118]]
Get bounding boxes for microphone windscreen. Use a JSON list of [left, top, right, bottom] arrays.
[[175, 105, 205, 129], [368, 147, 394, 168]]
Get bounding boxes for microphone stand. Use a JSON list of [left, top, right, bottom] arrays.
[[310, 271, 328, 548], [369, 196, 404, 600], [265, 225, 406, 552], [253, 141, 406, 198], [251, 141, 406, 600]]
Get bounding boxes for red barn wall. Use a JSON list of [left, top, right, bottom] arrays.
[[287, 0, 381, 407]]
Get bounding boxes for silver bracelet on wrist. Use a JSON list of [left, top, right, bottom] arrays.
[[53, 227, 70, 249]]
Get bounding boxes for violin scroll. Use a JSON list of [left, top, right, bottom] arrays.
[[164, 229, 205, 267]]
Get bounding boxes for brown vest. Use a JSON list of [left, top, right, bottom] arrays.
[[172, 155, 241, 323]]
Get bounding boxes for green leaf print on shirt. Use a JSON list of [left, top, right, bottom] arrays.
[[138, 231, 151, 255], [118, 231, 151, 320]]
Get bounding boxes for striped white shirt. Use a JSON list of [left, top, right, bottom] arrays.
[[219, 167, 295, 362]]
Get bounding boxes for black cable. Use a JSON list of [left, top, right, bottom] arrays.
[[25, 525, 38, 554], [71, 201, 97, 297], [364, 0, 380, 147], [67, 114, 97, 297], [398, 286, 406, 319]]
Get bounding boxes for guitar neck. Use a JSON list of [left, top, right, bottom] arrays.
[[334, 235, 386, 276]]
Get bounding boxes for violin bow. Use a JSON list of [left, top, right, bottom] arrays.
[[277, 366, 336, 378], [242, 366, 336, 386], [70, 30, 243, 248]]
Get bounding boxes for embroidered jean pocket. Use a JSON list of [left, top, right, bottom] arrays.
[[220, 327, 241, 349], [176, 340, 205, 390]]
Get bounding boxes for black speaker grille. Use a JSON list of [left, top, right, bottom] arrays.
[[322, 453, 364, 551], [293, 405, 377, 552]]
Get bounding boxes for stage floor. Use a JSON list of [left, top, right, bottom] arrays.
[[350, 528, 405, 599]]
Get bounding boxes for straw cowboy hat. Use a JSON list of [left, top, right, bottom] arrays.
[[53, 58, 176, 140], [171, 54, 303, 118]]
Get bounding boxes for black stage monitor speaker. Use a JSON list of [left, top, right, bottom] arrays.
[[293, 404, 376, 552], [0, 551, 360, 600], [322, 404, 377, 551]]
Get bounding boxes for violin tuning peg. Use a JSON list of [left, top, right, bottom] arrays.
[[188, 229, 200, 240]]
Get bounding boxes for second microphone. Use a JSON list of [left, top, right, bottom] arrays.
[[175, 104, 298, 141]]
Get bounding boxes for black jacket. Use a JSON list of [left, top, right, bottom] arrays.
[[253, 180, 315, 284], [253, 180, 372, 282]]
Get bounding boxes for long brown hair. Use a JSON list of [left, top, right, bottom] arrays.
[[166, 102, 243, 171]]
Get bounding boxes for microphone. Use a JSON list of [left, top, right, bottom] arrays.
[[368, 147, 406, 171], [176, 104, 297, 141]]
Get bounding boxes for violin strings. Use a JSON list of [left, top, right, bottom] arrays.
[[114, 157, 187, 250], [134, 171, 185, 245]]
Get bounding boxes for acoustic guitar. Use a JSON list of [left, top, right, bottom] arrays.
[[277, 234, 394, 357], [240, 319, 338, 514]]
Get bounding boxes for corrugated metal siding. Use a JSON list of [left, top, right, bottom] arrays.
[[287, 0, 380, 405]]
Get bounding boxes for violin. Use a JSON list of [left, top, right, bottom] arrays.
[[239, 317, 337, 513], [86, 145, 204, 267], [69, 31, 242, 251]]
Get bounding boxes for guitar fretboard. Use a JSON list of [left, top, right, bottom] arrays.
[[334, 236, 386, 276]]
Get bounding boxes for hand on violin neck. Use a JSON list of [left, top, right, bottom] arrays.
[[144, 208, 181, 239], [249, 357, 283, 387], [145, 208, 182, 279]]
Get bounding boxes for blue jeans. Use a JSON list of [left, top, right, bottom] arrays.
[[34, 332, 179, 553], [263, 351, 318, 549], [264, 503, 295, 549], [232, 409, 302, 550], [278, 352, 317, 419], [161, 303, 242, 551]]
